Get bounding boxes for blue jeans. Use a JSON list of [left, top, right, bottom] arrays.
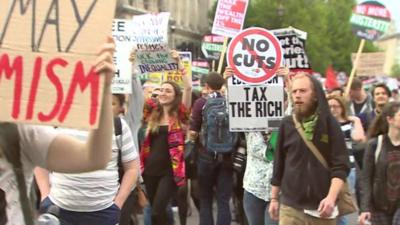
[[197, 154, 233, 225], [243, 191, 278, 225], [143, 203, 174, 225], [337, 168, 356, 225], [40, 197, 120, 225]]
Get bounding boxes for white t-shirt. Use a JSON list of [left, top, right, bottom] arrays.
[[49, 118, 138, 212], [0, 124, 58, 225]]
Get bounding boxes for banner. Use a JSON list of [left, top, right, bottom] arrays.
[[0, 1, 116, 129], [228, 77, 284, 131], [212, 0, 249, 37], [272, 27, 311, 71], [112, 19, 135, 94], [351, 52, 386, 76], [201, 35, 225, 60], [132, 12, 176, 74]]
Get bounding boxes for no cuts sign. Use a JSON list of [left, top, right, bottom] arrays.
[[227, 27, 282, 84]]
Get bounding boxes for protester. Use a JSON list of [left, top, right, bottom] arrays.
[[328, 95, 366, 164], [0, 37, 116, 225], [348, 78, 374, 116], [359, 102, 400, 225], [35, 111, 139, 225], [223, 66, 290, 225], [119, 49, 146, 225], [327, 96, 366, 225], [189, 71, 235, 225], [358, 83, 391, 132], [329, 87, 345, 97], [140, 50, 192, 225], [269, 73, 350, 224]]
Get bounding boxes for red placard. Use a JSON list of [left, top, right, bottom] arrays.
[[212, 0, 249, 38]]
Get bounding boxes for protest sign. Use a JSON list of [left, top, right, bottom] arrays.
[[350, 1, 391, 41], [227, 27, 283, 84], [272, 27, 311, 71], [112, 19, 135, 94], [345, 2, 391, 97], [192, 61, 210, 84], [0, 1, 116, 129], [227, 78, 284, 131], [351, 52, 386, 76], [132, 12, 176, 74], [201, 35, 225, 60], [212, 0, 249, 38], [163, 52, 192, 88]]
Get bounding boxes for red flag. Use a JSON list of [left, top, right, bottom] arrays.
[[325, 65, 339, 90]]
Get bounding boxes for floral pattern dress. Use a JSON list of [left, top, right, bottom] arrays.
[[243, 132, 275, 202]]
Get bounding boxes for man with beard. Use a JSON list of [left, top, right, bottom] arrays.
[[358, 83, 391, 132], [268, 73, 350, 224]]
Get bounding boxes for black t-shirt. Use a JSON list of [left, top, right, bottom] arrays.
[[353, 99, 367, 115], [384, 136, 400, 204], [144, 126, 173, 176]]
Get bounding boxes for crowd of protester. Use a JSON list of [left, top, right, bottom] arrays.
[[2, 39, 400, 225]]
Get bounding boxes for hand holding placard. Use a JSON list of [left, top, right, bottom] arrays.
[[94, 37, 116, 87]]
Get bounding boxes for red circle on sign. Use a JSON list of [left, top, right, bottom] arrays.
[[228, 27, 282, 84]]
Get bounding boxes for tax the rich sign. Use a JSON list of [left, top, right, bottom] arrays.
[[227, 76, 284, 131], [0, 0, 116, 129]]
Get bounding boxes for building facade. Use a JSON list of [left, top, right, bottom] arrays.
[[375, 32, 400, 75], [116, 0, 217, 59]]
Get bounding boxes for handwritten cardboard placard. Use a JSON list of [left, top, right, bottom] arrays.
[[0, 0, 116, 129], [163, 52, 192, 88], [132, 12, 176, 74]]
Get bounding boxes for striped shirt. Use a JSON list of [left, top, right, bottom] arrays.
[[49, 118, 138, 212]]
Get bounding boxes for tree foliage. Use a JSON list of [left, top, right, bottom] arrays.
[[392, 63, 400, 77], [209, 0, 379, 74]]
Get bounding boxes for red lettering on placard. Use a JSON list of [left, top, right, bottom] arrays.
[[38, 58, 66, 122], [26, 57, 43, 119], [0, 53, 23, 119], [58, 62, 99, 125], [1, 53, 100, 126]]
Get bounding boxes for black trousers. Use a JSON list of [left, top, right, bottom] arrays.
[[143, 174, 177, 225]]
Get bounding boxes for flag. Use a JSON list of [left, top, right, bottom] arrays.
[[325, 65, 339, 90]]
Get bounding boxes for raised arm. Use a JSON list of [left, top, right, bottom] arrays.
[[171, 50, 192, 109], [47, 37, 115, 173]]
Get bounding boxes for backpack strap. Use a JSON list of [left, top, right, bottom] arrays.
[[375, 134, 383, 164], [0, 123, 34, 225]]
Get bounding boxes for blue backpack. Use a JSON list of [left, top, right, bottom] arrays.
[[201, 97, 238, 154]]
